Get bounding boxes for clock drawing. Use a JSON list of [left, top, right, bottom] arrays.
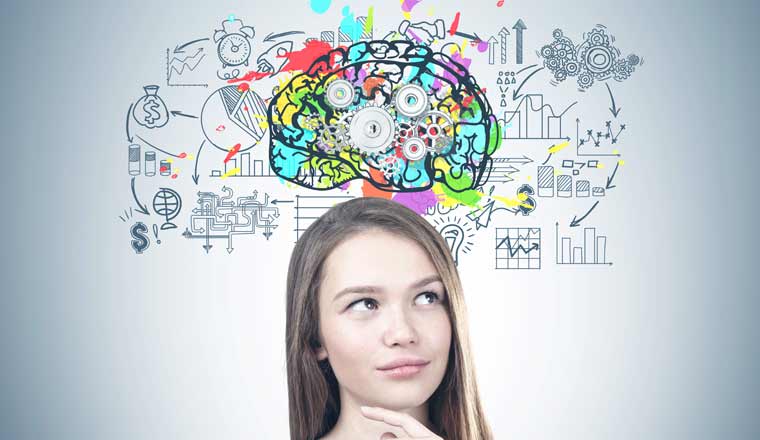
[[213, 19, 255, 68]]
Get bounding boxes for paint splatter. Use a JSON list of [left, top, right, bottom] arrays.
[[401, 0, 423, 12], [224, 143, 241, 163], [340, 6, 363, 42], [392, 190, 440, 215], [310, 0, 331, 14], [449, 12, 461, 36]]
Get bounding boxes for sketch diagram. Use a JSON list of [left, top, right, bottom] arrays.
[[495, 227, 541, 269], [555, 221, 612, 266], [538, 25, 642, 90], [117, 8, 642, 267], [182, 187, 280, 253]]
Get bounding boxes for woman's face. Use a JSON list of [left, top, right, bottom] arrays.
[[315, 229, 452, 410]]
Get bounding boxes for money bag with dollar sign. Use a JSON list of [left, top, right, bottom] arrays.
[[132, 85, 170, 129]]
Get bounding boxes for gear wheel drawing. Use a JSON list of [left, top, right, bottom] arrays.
[[416, 111, 454, 154], [315, 113, 351, 153], [346, 103, 398, 154]]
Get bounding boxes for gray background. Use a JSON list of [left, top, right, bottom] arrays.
[[1, 0, 758, 439]]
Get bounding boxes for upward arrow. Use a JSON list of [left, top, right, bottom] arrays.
[[487, 36, 498, 65], [512, 19, 527, 64]]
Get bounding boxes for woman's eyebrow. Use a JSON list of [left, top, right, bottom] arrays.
[[332, 274, 443, 303]]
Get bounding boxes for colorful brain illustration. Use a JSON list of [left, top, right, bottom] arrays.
[[267, 40, 502, 193]]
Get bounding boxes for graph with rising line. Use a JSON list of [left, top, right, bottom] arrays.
[[495, 227, 541, 269], [166, 47, 208, 87]]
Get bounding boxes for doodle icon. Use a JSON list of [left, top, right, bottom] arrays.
[[214, 19, 255, 68], [132, 85, 170, 128], [153, 188, 182, 230], [201, 85, 268, 153], [130, 221, 150, 254]]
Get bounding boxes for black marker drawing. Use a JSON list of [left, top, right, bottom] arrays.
[[132, 85, 170, 129], [214, 18, 256, 80], [153, 188, 182, 230], [555, 221, 612, 266], [495, 227, 540, 269], [130, 221, 150, 254], [538, 25, 642, 90], [183, 187, 280, 253], [431, 214, 475, 267]]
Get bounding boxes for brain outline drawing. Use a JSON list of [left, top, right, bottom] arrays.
[[267, 40, 503, 193]]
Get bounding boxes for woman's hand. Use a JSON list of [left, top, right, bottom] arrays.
[[360, 406, 444, 440]]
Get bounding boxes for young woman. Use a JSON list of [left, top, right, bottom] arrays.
[[285, 197, 493, 440]]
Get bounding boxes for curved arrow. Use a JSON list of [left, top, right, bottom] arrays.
[[135, 135, 181, 158], [174, 38, 209, 53], [131, 177, 150, 215], [569, 201, 599, 227], [126, 103, 134, 142], [606, 161, 620, 189], [192, 140, 205, 185], [512, 67, 544, 100], [263, 31, 305, 42], [606, 83, 621, 118]]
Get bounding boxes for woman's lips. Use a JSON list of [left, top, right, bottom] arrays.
[[377, 362, 429, 379]]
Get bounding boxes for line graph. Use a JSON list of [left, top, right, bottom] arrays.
[[495, 227, 541, 269], [499, 94, 576, 141], [166, 48, 208, 87]]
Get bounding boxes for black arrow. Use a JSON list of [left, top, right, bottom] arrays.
[[606, 161, 620, 189], [192, 140, 205, 185], [512, 19, 527, 64], [126, 103, 134, 142], [512, 67, 544, 100], [263, 31, 305, 42], [170, 110, 198, 119], [174, 38, 209, 53], [606, 83, 621, 118], [271, 199, 294, 205], [131, 177, 150, 215], [570, 201, 599, 227], [135, 135, 181, 158]]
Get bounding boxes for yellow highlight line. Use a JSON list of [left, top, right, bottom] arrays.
[[221, 167, 240, 179], [548, 141, 570, 154]]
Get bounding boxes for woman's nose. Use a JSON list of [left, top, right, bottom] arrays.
[[382, 307, 418, 346]]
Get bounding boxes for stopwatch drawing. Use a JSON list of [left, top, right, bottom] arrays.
[[213, 19, 255, 68]]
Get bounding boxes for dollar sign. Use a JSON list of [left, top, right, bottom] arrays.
[[516, 184, 536, 216], [142, 98, 161, 126], [130, 222, 150, 254]]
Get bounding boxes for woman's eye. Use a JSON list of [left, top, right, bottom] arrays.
[[415, 291, 441, 305], [347, 298, 378, 312]]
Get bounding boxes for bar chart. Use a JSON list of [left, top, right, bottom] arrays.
[[210, 152, 278, 178], [555, 222, 612, 265], [536, 165, 606, 198]]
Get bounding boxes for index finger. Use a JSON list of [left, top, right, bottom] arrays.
[[360, 406, 433, 438]]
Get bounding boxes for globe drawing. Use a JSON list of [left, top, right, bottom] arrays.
[[153, 188, 182, 230]]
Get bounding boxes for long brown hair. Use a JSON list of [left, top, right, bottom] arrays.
[[285, 196, 493, 440]]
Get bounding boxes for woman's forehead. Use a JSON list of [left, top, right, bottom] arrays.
[[320, 230, 441, 294]]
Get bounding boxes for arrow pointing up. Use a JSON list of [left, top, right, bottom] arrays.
[[512, 19, 527, 64]]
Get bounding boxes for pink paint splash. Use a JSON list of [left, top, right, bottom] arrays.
[[392, 190, 440, 215], [402, 0, 423, 13]]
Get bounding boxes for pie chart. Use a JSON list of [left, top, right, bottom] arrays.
[[200, 85, 269, 152]]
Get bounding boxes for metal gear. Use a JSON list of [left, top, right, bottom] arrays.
[[393, 84, 429, 118], [315, 112, 351, 153], [416, 111, 454, 153], [346, 103, 398, 154]]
